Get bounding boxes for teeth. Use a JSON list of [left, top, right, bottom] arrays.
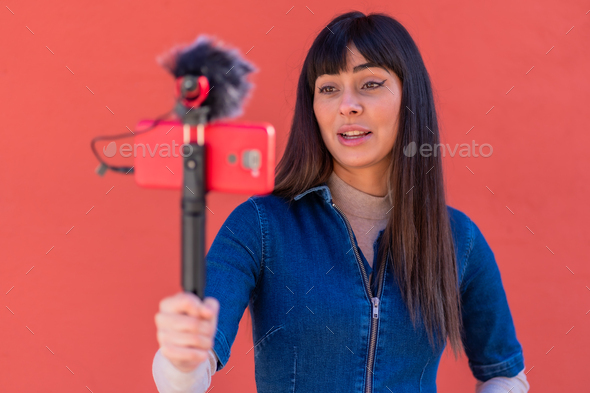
[[341, 130, 369, 136]]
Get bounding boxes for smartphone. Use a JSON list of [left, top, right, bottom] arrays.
[[133, 119, 275, 195]]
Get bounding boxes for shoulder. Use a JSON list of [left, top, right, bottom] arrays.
[[246, 192, 305, 220], [249, 193, 290, 209], [446, 205, 475, 255], [447, 205, 502, 292], [222, 193, 294, 236], [446, 205, 473, 234], [225, 193, 291, 219], [445, 205, 484, 285]]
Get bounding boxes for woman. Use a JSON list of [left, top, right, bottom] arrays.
[[153, 11, 530, 393]]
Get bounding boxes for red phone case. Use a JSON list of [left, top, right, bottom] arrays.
[[134, 119, 275, 195]]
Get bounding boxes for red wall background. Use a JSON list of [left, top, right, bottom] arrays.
[[1, 0, 589, 391]]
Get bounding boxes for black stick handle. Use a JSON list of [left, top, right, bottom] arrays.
[[181, 142, 206, 299]]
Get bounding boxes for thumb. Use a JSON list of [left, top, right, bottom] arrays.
[[202, 297, 220, 318]]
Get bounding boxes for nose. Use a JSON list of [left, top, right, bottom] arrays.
[[339, 89, 363, 116]]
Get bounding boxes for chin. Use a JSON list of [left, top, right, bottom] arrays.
[[337, 157, 377, 169]]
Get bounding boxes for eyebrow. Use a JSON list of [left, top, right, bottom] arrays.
[[352, 62, 390, 74], [320, 62, 391, 77]]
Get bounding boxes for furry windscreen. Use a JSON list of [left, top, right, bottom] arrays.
[[156, 35, 258, 122]]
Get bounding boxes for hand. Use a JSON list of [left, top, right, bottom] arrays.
[[155, 292, 220, 373]]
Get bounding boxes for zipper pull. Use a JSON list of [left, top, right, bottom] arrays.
[[371, 297, 380, 319]]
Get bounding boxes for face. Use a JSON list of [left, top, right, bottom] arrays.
[[313, 43, 402, 174]]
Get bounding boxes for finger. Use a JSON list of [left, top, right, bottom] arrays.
[[158, 329, 214, 351], [203, 297, 220, 319], [179, 296, 217, 320], [159, 292, 202, 318], [156, 313, 217, 336], [161, 344, 209, 366]]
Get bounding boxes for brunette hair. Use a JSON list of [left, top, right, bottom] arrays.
[[272, 11, 464, 357]]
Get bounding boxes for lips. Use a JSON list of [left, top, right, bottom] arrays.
[[337, 131, 372, 146], [340, 131, 371, 137], [337, 124, 372, 136]]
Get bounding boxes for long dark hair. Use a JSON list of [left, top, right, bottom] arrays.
[[272, 11, 464, 357]]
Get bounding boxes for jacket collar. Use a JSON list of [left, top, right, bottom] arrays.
[[294, 182, 333, 204]]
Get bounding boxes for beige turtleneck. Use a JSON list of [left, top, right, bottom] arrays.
[[326, 170, 392, 281]]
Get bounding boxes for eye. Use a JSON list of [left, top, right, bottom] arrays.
[[318, 85, 336, 94], [317, 80, 386, 95], [364, 80, 386, 89]]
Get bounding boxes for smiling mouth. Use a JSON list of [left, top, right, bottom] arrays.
[[339, 131, 372, 139]]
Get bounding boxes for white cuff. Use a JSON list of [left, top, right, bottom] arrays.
[[475, 370, 530, 393], [152, 347, 216, 393]]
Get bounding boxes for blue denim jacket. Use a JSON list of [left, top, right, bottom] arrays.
[[204, 183, 525, 392]]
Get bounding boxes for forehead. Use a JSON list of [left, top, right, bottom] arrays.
[[344, 47, 368, 69]]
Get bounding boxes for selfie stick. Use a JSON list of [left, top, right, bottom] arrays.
[[176, 76, 211, 300], [160, 35, 256, 300]]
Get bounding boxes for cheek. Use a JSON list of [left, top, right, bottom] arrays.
[[375, 102, 399, 136], [314, 102, 334, 133], [313, 102, 332, 145], [313, 100, 330, 123]]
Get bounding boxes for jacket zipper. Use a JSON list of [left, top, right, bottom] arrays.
[[332, 202, 386, 393]]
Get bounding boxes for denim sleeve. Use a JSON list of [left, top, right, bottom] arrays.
[[204, 198, 263, 372], [460, 217, 525, 382]]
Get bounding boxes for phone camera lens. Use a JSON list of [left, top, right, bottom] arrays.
[[242, 150, 261, 170]]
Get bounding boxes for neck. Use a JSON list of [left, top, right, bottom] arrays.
[[327, 171, 392, 219], [332, 161, 389, 197]]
